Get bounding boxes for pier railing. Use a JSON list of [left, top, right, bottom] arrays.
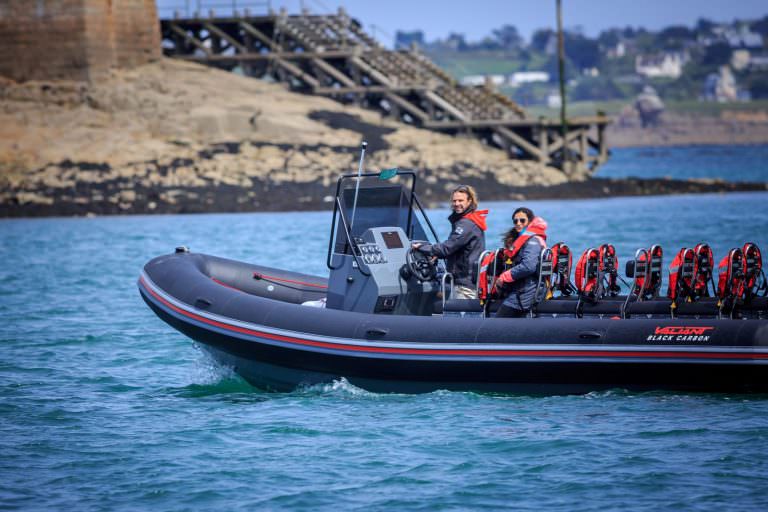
[[159, 8, 610, 173]]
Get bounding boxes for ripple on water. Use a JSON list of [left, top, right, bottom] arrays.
[[2, 179, 768, 511]]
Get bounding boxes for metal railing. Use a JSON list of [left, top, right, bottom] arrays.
[[157, 1, 272, 19]]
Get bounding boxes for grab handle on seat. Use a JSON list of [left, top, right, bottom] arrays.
[[441, 272, 454, 311]]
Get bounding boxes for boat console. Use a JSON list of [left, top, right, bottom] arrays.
[[325, 170, 441, 315], [326, 226, 440, 315]]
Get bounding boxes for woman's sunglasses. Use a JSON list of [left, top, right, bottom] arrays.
[[513, 218, 528, 225]]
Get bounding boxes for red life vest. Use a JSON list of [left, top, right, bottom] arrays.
[[575, 248, 600, 297], [501, 217, 548, 262], [667, 247, 695, 301], [717, 248, 744, 301], [477, 249, 502, 301], [550, 242, 574, 296]]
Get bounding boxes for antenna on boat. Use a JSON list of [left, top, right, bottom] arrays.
[[349, 140, 367, 232]]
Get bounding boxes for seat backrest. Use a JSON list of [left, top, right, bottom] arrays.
[[667, 247, 695, 302], [598, 243, 621, 297], [442, 298, 485, 318], [532, 248, 554, 313], [476, 249, 500, 302], [742, 242, 766, 299], [575, 247, 600, 299], [550, 242, 575, 297], [692, 243, 715, 299], [646, 244, 664, 299], [628, 248, 649, 300], [717, 247, 745, 301]]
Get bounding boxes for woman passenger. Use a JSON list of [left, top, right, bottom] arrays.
[[494, 207, 548, 318]]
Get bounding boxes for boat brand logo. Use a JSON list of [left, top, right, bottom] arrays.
[[647, 326, 715, 342], [654, 326, 715, 336]]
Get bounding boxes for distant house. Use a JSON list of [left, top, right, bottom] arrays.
[[508, 71, 550, 87], [635, 52, 689, 79], [460, 75, 485, 86], [546, 91, 562, 109], [605, 41, 626, 59], [724, 27, 763, 49], [459, 74, 505, 87], [703, 66, 739, 102]]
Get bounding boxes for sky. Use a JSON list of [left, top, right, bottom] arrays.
[[156, 0, 768, 44]]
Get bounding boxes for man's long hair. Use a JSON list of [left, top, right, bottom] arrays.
[[452, 184, 478, 211]]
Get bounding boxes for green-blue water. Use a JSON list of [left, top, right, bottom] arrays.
[[2, 146, 768, 510]]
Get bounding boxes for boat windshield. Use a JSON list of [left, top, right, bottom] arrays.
[[331, 173, 434, 255]]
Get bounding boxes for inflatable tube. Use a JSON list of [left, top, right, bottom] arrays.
[[139, 251, 768, 394]]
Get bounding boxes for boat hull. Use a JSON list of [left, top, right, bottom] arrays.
[[139, 252, 768, 394]]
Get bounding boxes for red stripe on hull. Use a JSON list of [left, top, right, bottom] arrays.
[[139, 276, 768, 361]]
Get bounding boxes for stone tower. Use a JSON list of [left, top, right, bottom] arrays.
[[0, 0, 160, 82]]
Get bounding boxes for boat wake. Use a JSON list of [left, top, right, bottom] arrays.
[[299, 377, 379, 398]]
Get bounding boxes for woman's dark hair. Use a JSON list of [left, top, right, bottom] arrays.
[[502, 207, 536, 247]]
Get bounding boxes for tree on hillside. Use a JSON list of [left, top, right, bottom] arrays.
[[531, 29, 555, 53], [746, 72, 768, 99], [542, 54, 576, 82], [751, 15, 768, 37], [702, 42, 732, 66], [564, 32, 600, 70], [492, 25, 523, 50], [570, 76, 624, 101], [656, 25, 694, 50], [441, 33, 468, 51], [695, 18, 716, 37], [622, 26, 640, 39], [597, 29, 621, 48]]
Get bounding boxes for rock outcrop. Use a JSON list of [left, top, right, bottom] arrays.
[[1, 59, 568, 217]]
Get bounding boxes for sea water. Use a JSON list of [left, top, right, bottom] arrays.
[[1, 146, 768, 511]]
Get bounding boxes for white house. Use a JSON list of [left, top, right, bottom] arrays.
[[459, 74, 506, 87], [508, 71, 550, 87], [635, 52, 689, 79]]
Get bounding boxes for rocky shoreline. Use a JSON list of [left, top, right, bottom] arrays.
[[2, 159, 765, 218], [2, 59, 767, 218]]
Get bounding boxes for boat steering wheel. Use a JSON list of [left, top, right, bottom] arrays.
[[405, 244, 438, 282]]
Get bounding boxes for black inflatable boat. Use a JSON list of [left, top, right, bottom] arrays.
[[139, 169, 768, 394]]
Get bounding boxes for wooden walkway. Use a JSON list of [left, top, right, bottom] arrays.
[[160, 9, 610, 173]]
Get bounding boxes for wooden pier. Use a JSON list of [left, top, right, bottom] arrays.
[[160, 9, 611, 173]]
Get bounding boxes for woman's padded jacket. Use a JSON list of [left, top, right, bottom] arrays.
[[497, 217, 548, 311]]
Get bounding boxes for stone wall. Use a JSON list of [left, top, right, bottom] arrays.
[[0, 0, 160, 82]]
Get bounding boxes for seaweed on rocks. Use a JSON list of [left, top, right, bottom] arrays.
[[307, 111, 395, 152]]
